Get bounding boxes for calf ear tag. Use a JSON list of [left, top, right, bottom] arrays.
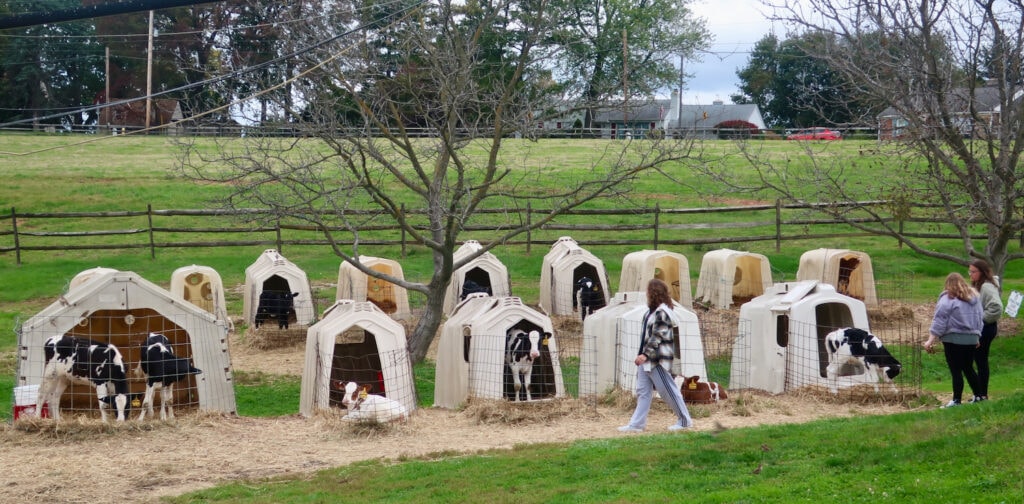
[[542, 338, 550, 345], [688, 382, 698, 390], [131, 398, 142, 408], [359, 389, 369, 400]]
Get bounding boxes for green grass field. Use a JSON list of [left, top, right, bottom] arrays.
[[2, 133, 1023, 503]]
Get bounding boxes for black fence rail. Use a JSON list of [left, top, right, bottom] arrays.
[[0, 200, 979, 265]]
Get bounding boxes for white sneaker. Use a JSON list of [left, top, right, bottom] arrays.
[[942, 400, 960, 408], [617, 425, 643, 433], [667, 423, 690, 432]]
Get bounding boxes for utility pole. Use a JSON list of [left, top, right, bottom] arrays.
[[622, 29, 628, 138], [678, 55, 684, 130], [145, 10, 154, 131], [104, 46, 110, 132]]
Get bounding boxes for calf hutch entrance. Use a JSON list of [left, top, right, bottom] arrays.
[[619, 250, 694, 308], [16, 269, 236, 419], [796, 248, 878, 307], [443, 240, 512, 315], [243, 249, 315, 329], [729, 280, 874, 394], [580, 292, 706, 397], [336, 256, 411, 319], [170, 264, 232, 329], [434, 296, 565, 408], [695, 249, 774, 309], [299, 301, 415, 417], [538, 236, 610, 318]]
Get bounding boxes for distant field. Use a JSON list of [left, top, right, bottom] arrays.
[[1, 132, 1009, 309]]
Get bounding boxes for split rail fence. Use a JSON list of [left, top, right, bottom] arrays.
[[0, 200, 986, 265]]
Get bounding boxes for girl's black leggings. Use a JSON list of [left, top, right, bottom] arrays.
[[943, 342, 980, 402]]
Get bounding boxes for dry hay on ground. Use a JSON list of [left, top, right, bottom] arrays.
[[241, 325, 307, 351], [0, 387, 913, 504]]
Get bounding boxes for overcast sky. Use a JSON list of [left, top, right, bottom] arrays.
[[682, 0, 782, 105]]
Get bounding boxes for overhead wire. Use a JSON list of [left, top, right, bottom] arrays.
[[0, 0, 428, 156]]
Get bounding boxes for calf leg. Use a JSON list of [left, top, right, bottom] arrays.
[[39, 378, 67, 421], [139, 383, 157, 421], [95, 384, 110, 423], [512, 371, 523, 402], [160, 383, 175, 420], [826, 362, 839, 394], [523, 368, 533, 401]]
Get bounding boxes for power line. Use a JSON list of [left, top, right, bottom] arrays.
[[0, 0, 222, 30]]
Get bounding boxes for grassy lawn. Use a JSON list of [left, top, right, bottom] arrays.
[[3, 133, 1024, 502]]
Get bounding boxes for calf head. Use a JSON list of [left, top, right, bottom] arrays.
[[332, 380, 371, 409]]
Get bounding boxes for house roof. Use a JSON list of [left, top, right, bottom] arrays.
[[592, 99, 767, 129], [877, 86, 1006, 118]]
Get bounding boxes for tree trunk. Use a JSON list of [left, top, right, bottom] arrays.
[[408, 276, 449, 363]]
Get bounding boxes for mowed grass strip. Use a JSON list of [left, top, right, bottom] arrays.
[[167, 391, 1024, 504]]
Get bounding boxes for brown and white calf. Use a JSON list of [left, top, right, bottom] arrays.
[[825, 327, 902, 394], [331, 380, 409, 422], [135, 333, 202, 421], [676, 375, 729, 404], [38, 334, 131, 422]]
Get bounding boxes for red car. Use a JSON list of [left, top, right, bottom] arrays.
[[786, 127, 842, 140]]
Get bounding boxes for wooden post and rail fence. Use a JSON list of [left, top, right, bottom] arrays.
[[0, 200, 987, 266]]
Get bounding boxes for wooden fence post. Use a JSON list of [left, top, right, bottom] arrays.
[[11, 206, 20, 266], [401, 203, 407, 259], [526, 202, 532, 254], [653, 204, 660, 250], [275, 217, 283, 253], [775, 199, 782, 253], [147, 204, 156, 258]]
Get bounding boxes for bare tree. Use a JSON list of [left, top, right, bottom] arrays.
[[177, 0, 701, 362], [706, 1, 1024, 280]]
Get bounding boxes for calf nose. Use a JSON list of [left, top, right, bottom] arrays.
[[530, 350, 540, 359]]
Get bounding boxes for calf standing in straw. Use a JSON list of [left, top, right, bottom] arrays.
[[618, 278, 693, 433]]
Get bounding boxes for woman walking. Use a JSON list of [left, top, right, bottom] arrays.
[[969, 259, 1002, 401], [924, 272, 984, 407], [618, 279, 693, 432]]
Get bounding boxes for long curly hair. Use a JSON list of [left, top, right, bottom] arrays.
[[646, 278, 673, 311]]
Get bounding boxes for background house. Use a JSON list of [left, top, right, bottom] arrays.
[[877, 86, 1010, 140], [593, 90, 766, 139]]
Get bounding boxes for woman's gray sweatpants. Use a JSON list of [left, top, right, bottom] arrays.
[[625, 363, 693, 430]]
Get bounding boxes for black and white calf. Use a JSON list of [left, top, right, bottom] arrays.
[[505, 329, 542, 401], [825, 327, 902, 394], [136, 333, 202, 421], [255, 290, 299, 329], [460, 279, 491, 300], [574, 277, 606, 322], [38, 335, 131, 422]]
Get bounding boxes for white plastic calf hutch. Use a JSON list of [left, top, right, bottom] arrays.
[[434, 296, 565, 408], [538, 236, 610, 317], [170, 264, 232, 329], [16, 269, 236, 418], [336, 256, 411, 319], [579, 292, 706, 397], [729, 280, 870, 394], [619, 250, 694, 308], [243, 249, 315, 327], [68, 266, 118, 290], [695, 249, 773, 309], [796, 248, 878, 307], [443, 240, 512, 315], [299, 300, 416, 417]]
